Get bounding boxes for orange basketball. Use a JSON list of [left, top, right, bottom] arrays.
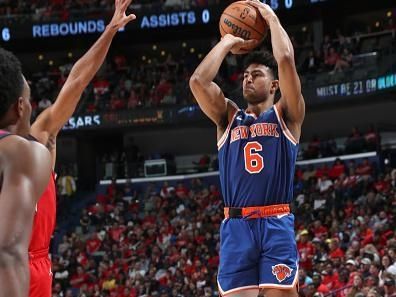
[[219, 1, 268, 42]]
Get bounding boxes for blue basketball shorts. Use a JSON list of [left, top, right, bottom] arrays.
[[217, 214, 299, 296]]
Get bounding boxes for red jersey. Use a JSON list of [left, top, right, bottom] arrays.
[[297, 241, 315, 270], [0, 129, 11, 139], [28, 172, 57, 254]]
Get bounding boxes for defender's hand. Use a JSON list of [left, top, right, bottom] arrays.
[[109, 0, 136, 30]]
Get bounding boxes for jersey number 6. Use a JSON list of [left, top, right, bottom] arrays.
[[244, 141, 264, 174]]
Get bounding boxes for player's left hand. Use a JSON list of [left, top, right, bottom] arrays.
[[221, 34, 258, 55], [246, 0, 277, 24], [109, 0, 136, 30]]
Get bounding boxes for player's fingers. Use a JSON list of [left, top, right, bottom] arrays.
[[243, 39, 259, 48], [246, 0, 260, 8], [238, 48, 251, 55], [233, 50, 249, 55], [247, 0, 269, 11], [126, 14, 136, 22], [121, 0, 132, 11], [232, 35, 245, 43]]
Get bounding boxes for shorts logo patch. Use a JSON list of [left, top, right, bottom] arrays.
[[272, 264, 293, 283]]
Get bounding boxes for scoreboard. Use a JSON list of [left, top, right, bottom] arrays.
[[0, 0, 329, 42]]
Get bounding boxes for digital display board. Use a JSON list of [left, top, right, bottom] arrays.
[[0, 0, 329, 41], [0, 8, 213, 42], [61, 106, 206, 131], [61, 72, 395, 131], [315, 73, 396, 99], [260, 0, 328, 11]]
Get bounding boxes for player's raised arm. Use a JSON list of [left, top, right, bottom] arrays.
[[189, 35, 257, 128], [31, 0, 136, 145], [248, 0, 305, 140], [0, 137, 51, 297]]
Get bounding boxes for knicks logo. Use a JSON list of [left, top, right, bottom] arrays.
[[272, 264, 293, 283]]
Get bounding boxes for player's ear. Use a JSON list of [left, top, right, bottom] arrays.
[[270, 80, 279, 94], [16, 97, 24, 118]]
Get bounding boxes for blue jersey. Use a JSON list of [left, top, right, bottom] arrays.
[[218, 103, 298, 207]]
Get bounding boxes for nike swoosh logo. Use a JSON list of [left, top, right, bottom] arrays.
[[277, 214, 288, 219], [236, 116, 242, 120]]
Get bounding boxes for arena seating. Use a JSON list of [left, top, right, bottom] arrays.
[[51, 149, 396, 297]]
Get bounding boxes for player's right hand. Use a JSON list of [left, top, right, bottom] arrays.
[[221, 34, 258, 55], [109, 0, 136, 30], [246, 0, 277, 24]]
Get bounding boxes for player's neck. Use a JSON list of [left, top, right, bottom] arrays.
[[7, 122, 30, 138], [246, 100, 274, 117], [0, 115, 17, 132]]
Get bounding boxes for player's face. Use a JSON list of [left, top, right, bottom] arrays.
[[243, 64, 278, 104]]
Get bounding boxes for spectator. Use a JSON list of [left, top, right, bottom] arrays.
[[345, 273, 364, 296], [345, 127, 365, 154], [57, 167, 77, 198], [312, 272, 331, 295], [334, 48, 353, 72], [318, 173, 333, 193], [360, 257, 372, 278], [38, 97, 52, 112], [302, 50, 320, 73], [324, 47, 340, 71], [306, 135, 321, 159], [365, 125, 380, 151], [384, 277, 396, 297], [193, 155, 211, 172], [93, 76, 110, 97], [329, 238, 345, 260], [298, 229, 315, 271], [162, 86, 177, 105], [355, 158, 373, 179], [69, 266, 90, 289], [329, 158, 346, 180]]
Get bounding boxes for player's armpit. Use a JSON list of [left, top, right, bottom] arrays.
[[216, 99, 239, 144]]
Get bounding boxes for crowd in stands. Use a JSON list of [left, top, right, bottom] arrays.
[[94, 126, 379, 180], [301, 126, 380, 160], [30, 49, 212, 117], [293, 161, 396, 297], [297, 20, 395, 76], [52, 178, 224, 297], [51, 150, 396, 296], [27, 22, 395, 118]]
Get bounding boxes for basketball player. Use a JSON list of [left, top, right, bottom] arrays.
[[0, 48, 52, 297], [189, 1, 305, 297], [6, 1, 136, 296]]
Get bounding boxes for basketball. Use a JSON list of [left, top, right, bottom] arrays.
[[219, 1, 268, 42]]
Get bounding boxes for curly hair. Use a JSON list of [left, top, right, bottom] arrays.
[[0, 48, 24, 119], [243, 50, 278, 79]]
